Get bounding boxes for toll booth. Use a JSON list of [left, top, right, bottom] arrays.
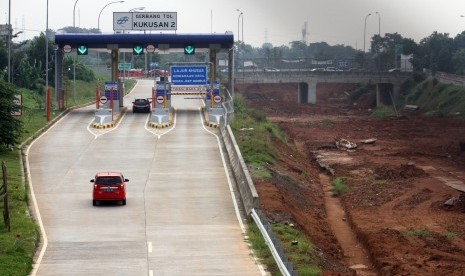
[[93, 81, 122, 127], [150, 78, 173, 128], [206, 80, 223, 126]]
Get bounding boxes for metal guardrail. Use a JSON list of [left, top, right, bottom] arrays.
[[220, 86, 234, 125], [218, 97, 297, 275], [251, 209, 298, 276], [1, 161, 11, 232]]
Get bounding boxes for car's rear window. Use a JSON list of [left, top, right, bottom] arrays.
[[135, 99, 147, 104], [95, 176, 122, 185]]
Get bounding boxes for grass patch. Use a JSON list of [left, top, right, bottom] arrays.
[[405, 229, 431, 237], [442, 232, 458, 239], [404, 79, 465, 118], [246, 221, 281, 275], [371, 106, 397, 118], [0, 151, 39, 276], [0, 78, 136, 276], [321, 118, 335, 124], [331, 177, 350, 196], [231, 95, 287, 178], [247, 221, 322, 276], [272, 223, 321, 275]]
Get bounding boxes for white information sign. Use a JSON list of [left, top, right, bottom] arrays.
[[113, 12, 177, 31], [11, 95, 22, 116]]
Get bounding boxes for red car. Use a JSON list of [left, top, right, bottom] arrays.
[[91, 172, 128, 206]]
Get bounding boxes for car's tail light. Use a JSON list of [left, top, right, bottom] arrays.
[[120, 183, 124, 190], [94, 184, 98, 190]]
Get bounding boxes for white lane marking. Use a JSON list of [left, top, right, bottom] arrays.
[[25, 111, 74, 275], [86, 118, 99, 139], [149, 270, 153, 276], [199, 109, 245, 233], [28, 106, 91, 275], [147, 241, 152, 253]]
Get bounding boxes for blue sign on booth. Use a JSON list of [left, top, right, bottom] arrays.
[[170, 66, 207, 85], [104, 81, 118, 99], [206, 80, 220, 100]]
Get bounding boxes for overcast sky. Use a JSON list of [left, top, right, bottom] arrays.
[[2, 0, 465, 49]]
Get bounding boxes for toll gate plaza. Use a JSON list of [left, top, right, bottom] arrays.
[[54, 32, 235, 128]]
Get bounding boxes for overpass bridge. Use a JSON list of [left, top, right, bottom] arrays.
[[235, 71, 412, 105]]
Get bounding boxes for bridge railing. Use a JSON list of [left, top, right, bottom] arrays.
[[234, 70, 412, 85]]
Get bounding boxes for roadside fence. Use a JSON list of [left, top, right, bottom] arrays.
[[0, 161, 10, 232]]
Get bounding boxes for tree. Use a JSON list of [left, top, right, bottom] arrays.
[[370, 33, 410, 70], [452, 48, 465, 75], [0, 37, 7, 80], [416, 32, 455, 73], [62, 56, 95, 82], [0, 80, 23, 149], [58, 26, 100, 34]]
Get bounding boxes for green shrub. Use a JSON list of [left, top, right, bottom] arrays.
[[405, 229, 430, 237], [331, 177, 350, 196]]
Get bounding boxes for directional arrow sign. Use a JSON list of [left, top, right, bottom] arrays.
[[133, 45, 144, 55], [77, 45, 88, 55], [184, 44, 195, 55]]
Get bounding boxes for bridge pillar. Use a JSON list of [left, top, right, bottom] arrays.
[[393, 84, 401, 99], [298, 82, 308, 103], [298, 82, 316, 104]]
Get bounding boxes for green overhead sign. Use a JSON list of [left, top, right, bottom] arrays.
[[184, 44, 195, 55], [133, 45, 144, 55], [77, 45, 88, 55], [118, 63, 131, 71]]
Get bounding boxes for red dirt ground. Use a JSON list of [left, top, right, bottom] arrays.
[[235, 83, 465, 275]]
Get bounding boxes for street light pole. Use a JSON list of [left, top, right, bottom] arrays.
[[241, 12, 244, 42], [236, 9, 243, 42], [130, 7, 145, 12], [46, 0, 49, 90], [98, 1, 125, 31], [7, 0, 11, 83], [363, 13, 371, 52], [73, 0, 79, 103]]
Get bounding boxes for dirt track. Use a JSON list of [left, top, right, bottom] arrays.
[[236, 83, 465, 275]]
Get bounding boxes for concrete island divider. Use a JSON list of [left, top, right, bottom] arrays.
[[220, 124, 259, 215]]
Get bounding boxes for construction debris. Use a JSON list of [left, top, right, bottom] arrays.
[[360, 138, 377, 145], [335, 138, 357, 151]]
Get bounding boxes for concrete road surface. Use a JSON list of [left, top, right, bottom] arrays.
[[27, 80, 264, 275]]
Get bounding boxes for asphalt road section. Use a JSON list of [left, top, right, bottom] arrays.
[[27, 80, 263, 275]]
